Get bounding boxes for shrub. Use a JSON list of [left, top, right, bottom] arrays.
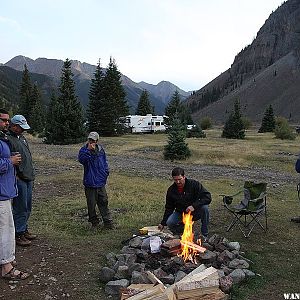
[[200, 117, 212, 130], [274, 117, 296, 140], [241, 117, 252, 130], [186, 124, 206, 138]]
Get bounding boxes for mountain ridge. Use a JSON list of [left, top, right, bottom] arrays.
[[185, 0, 300, 123], [4, 55, 189, 114]]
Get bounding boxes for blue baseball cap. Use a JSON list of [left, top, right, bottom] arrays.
[[11, 115, 30, 130]]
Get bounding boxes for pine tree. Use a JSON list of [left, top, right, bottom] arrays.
[[100, 57, 129, 136], [258, 104, 275, 133], [29, 84, 45, 134], [19, 64, 33, 118], [87, 60, 105, 132], [186, 124, 206, 138], [164, 118, 191, 161], [44, 93, 61, 143], [222, 100, 245, 139], [135, 90, 154, 115], [44, 59, 85, 144], [165, 90, 193, 127]]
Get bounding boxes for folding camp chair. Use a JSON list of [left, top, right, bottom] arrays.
[[220, 181, 267, 238]]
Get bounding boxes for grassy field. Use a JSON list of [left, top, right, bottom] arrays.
[[28, 128, 300, 300]]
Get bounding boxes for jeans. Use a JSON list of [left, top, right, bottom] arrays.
[[166, 205, 209, 236], [84, 186, 112, 224], [0, 200, 15, 264], [12, 179, 33, 235]]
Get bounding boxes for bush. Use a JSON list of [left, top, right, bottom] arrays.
[[200, 117, 212, 130], [241, 117, 252, 130], [274, 117, 296, 140], [186, 124, 206, 138]]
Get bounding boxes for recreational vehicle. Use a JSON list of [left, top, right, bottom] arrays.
[[121, 114, 167, 133]]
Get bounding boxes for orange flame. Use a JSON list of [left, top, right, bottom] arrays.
[[179, 211, 201, 262]]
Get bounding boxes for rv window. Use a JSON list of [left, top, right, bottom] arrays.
[[161, 122, 164, 125], [151, 122, 154, 125], [155, 122, 160, 126], [148, 122, 151, 125]]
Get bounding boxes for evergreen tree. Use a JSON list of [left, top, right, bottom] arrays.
[[222, 100, 245, 139], [186, 124, 206, 138], [100, 57, 129, 136], [135, 90, 154, 115], [87, 60, 105, 132], [258, 104, 276, 133], [44, 59, 85, 144], [19, 64, 33, 118], [44, 93, 61, 143], [164, 118, 191, 161], [29, 83, 45, 134], [165, 90, 193, 127]]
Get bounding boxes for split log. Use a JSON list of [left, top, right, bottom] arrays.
[[125, 284, 165, 300], [120, 284, 155, 300], [180, 241, 206, 253], [146, 271, 165, 286]]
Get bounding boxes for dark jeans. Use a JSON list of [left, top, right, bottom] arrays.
[[13, 179, 33, 235], [166, 205, 209, 236], [84, 186, 112, 225]]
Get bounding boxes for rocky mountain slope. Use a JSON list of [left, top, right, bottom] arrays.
[[4, 56, 189, 114], [186, 0, 300, 124]]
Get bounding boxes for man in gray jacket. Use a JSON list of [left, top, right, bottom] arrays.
[[7, 115, 36, 247]]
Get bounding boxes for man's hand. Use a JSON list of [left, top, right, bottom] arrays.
[[186, 205, 195, 212], [87, 141, 96, 151], [158, 224, 164, 231], [10, 153, 21, 165]]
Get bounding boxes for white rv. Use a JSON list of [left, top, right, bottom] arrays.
[[121, 114, 167, 133]]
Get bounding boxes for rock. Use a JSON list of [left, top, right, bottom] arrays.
[[229, 269, 246, 284], [160, 274, 174, 285], [174, 270, 187, 283], [199, 250, 217, 263], [105, 279, 129, 296], [99, 267, 115, 283], [131, 271, 152, 284], [243, 269, 256, 277], [129, 236, 143, 248], [128, 263, 145, 275], [227, 242, 241, 251], [219, 275, 233, 293], [228, 258, 249, 269], [115, 265, 130, 280], [217, 250, 235, 265], [105, 252, 117, 268]]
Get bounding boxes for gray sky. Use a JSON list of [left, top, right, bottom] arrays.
[[0, 0, 284, 91]]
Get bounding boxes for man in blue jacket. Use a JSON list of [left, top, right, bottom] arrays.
[[78, 132, 113, 229], [0, 109, 29, 280]]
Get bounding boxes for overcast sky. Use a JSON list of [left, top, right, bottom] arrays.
[[0, 0, 284, 91]]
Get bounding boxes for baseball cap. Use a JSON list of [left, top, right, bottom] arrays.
[[88, 131, 99, 141], [11, 115, 30, 130]]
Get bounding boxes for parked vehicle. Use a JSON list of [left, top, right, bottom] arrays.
[[121, 114, 167, 133]]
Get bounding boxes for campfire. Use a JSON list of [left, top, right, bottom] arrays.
[[179, 211, 206, 263]]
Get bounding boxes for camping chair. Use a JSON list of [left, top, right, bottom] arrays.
[[220, 181, 267, 238]]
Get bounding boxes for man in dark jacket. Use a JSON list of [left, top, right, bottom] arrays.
[[7, 115, 36, 247], [158, 167, 212, 240], [0, 109, 30, 280], [78, 132, 113, 229]]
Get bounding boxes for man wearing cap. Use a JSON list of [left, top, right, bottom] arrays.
[[0, 109, 30, 280], [78, 132, 114, 229], [7, 115, 36, 247]]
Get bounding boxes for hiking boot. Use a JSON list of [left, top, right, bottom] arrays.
[[24, 230, 37, 240], [103, 222, 115, 230], [16, 235, 31, 247], [291, 216, 300, 223]]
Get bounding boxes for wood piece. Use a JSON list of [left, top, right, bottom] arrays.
[[146, 271, 165, 286], [125, 284, 165, 300], [161, 239, 181, 250], [180, 240, 206, 253]]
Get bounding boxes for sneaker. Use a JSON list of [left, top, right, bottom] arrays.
[[16, 235, 31, 247], [24, 230, 37, 240]]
